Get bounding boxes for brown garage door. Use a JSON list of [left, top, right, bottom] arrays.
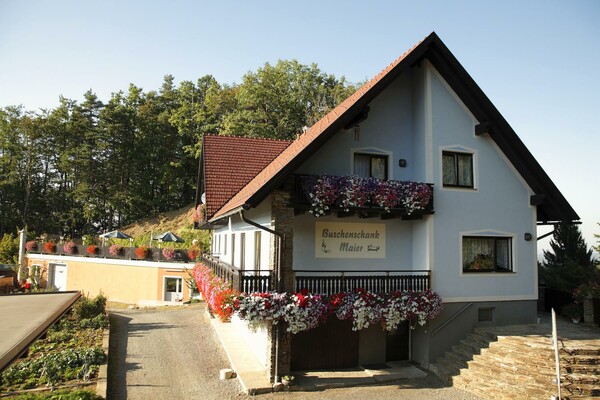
[[291, 318, 358, 371]]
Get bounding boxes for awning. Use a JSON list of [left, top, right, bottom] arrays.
[[0, 291, 81, 373]]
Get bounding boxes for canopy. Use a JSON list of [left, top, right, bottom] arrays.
[[153, 231, 184, 243], [99, 230, 132, 240]]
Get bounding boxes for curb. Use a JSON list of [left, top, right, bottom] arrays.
[[96, 323, 110, 399]]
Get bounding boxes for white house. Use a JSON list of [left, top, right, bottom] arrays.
[[196, 32, 579, 379]]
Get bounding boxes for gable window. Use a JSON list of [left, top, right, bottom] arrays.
[[354, 153, 388, 180], [463, 236, 512, 273], [443, 151, 473, 188]]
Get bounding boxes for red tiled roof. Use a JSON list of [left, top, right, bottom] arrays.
[[202, 135, 291, 219], [211, 36, 428, 220]]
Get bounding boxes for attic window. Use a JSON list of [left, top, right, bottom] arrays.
[[354, 153, 388, 180], [442, 151, 473, 188]]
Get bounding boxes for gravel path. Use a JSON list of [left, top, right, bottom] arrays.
[[106, 303, 481, 400]]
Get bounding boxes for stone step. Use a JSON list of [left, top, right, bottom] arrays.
[[563, 364, 600, 375], [471, 349, 557, 373], [563, 382, 600, 397], [564, 355, 600, 366], [564, 373, 600, 385]]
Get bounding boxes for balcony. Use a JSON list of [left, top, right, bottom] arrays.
[[294, 174, 434, 219], [201, 254, 274, 293]]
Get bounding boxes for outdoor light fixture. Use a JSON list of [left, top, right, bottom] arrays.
[[399, 159, 407, 168], [524, 233, 532, 241]]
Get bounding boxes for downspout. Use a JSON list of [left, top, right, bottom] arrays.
[[239, 210, 284, 384]]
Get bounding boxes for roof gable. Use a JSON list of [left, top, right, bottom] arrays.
[[210, 32, 578, 224], [199, 135, 291, 219]]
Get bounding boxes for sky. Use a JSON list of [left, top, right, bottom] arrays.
[[0, 0, 598, 255]]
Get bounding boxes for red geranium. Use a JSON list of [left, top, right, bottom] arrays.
[[135, 246, 149, 259], [44, 241, 55, 253], [87, 245, 98, 255]]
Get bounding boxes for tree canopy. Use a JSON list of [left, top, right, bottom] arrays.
[[0, 60, 356, 238], [539, 223, 598, 292]]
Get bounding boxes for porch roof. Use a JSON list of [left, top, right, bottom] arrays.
[[210, 32, 579, 224], [0, 291, 81, 373]]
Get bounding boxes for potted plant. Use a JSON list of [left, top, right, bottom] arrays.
[[135, 246, 149, 260], [162, 247, 175, 261], [187, 247, 199, 262], [108, 244, 124, 257], [44, 241, 55, 253], [87, 244, 99, 256], [63, 241, 77, 255], [562, 303, 583, 323], [25, 241, 37, 252], [281, 375, 295, 386]]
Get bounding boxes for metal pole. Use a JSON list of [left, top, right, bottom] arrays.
[[552, 309, 562, 399]]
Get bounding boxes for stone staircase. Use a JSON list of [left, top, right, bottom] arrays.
[[430, 324, 600, 399]]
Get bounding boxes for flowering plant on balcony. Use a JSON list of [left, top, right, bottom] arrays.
[[235, 292, 287, 330], [25, 241, 37, 252], [283, 291, 330, 334], [162, 247, 176, 261], [134, 246, 149, 259], [87, 245, 98, 256], [62, 241, 77, 255], [193, 264, 239, 322], [44, 241, 55, 253], [305, 175, 431, 216], [108, 244, 123, 257], [192, 204, 207, 223], [383, 289, 443, 330]]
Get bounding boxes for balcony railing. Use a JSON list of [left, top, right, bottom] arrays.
[[294, 270, 430, 296], [293, 174, 434, 219], [201, 254, 274, 293]]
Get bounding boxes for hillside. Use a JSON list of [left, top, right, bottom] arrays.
[[118, 203, 210, 249]]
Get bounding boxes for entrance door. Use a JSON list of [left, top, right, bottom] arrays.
[[164, 277, 183, 302], [49, 264, 67, 291], [291, 318, 358, 370]]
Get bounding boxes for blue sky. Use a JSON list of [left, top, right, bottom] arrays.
[[0, 0, 598, 254]]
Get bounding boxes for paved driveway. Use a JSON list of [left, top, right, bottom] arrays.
[[107, 303, 481, 400]]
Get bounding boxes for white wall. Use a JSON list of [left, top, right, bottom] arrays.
[[425, 63, 537, 302]]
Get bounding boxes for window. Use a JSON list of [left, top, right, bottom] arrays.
[[231, 234, 236, 265], [354, 153, 388, 180], [443, 151, 473, 188], [254, 231, 261, 269], [240, 233, 246, 270], [463, 236, 512, 272]]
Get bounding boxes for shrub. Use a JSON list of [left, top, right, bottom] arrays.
[[108, 244, 123, 257], [63, 241, 77, 254], [135, 246, 149, 259], [86, 245, 98, 255], [79, 314, 109, 329], [0, 233, 19, 263], [25, 240, 37, 252], [44, 241, 55, 253], [7, 389, 104, 399], [73, 294, 107, 321]]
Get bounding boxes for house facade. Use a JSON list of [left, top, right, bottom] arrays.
[[197, 33, 579, 379]]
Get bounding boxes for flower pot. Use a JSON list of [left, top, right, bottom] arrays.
[[281, 378, 295, 386], [572, 317, 581, 324]]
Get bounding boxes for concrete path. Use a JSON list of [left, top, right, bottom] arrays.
[[106, 304, 242, 400], [106, 303, 481, 400]]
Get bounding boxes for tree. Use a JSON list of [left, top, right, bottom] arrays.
[[221, 60, 356, 140], [539, 224, 598, 292]]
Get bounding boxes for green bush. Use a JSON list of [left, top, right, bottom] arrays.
[[79, 314, 108, 330], [73, 294, 107, 321], [8, 389, 104, 400]]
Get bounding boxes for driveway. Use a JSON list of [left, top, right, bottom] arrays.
[[107, 303, 481, 400]]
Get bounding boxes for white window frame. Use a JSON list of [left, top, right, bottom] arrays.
[[440, 145, 478, 191], [459, 230, 517, 276]]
